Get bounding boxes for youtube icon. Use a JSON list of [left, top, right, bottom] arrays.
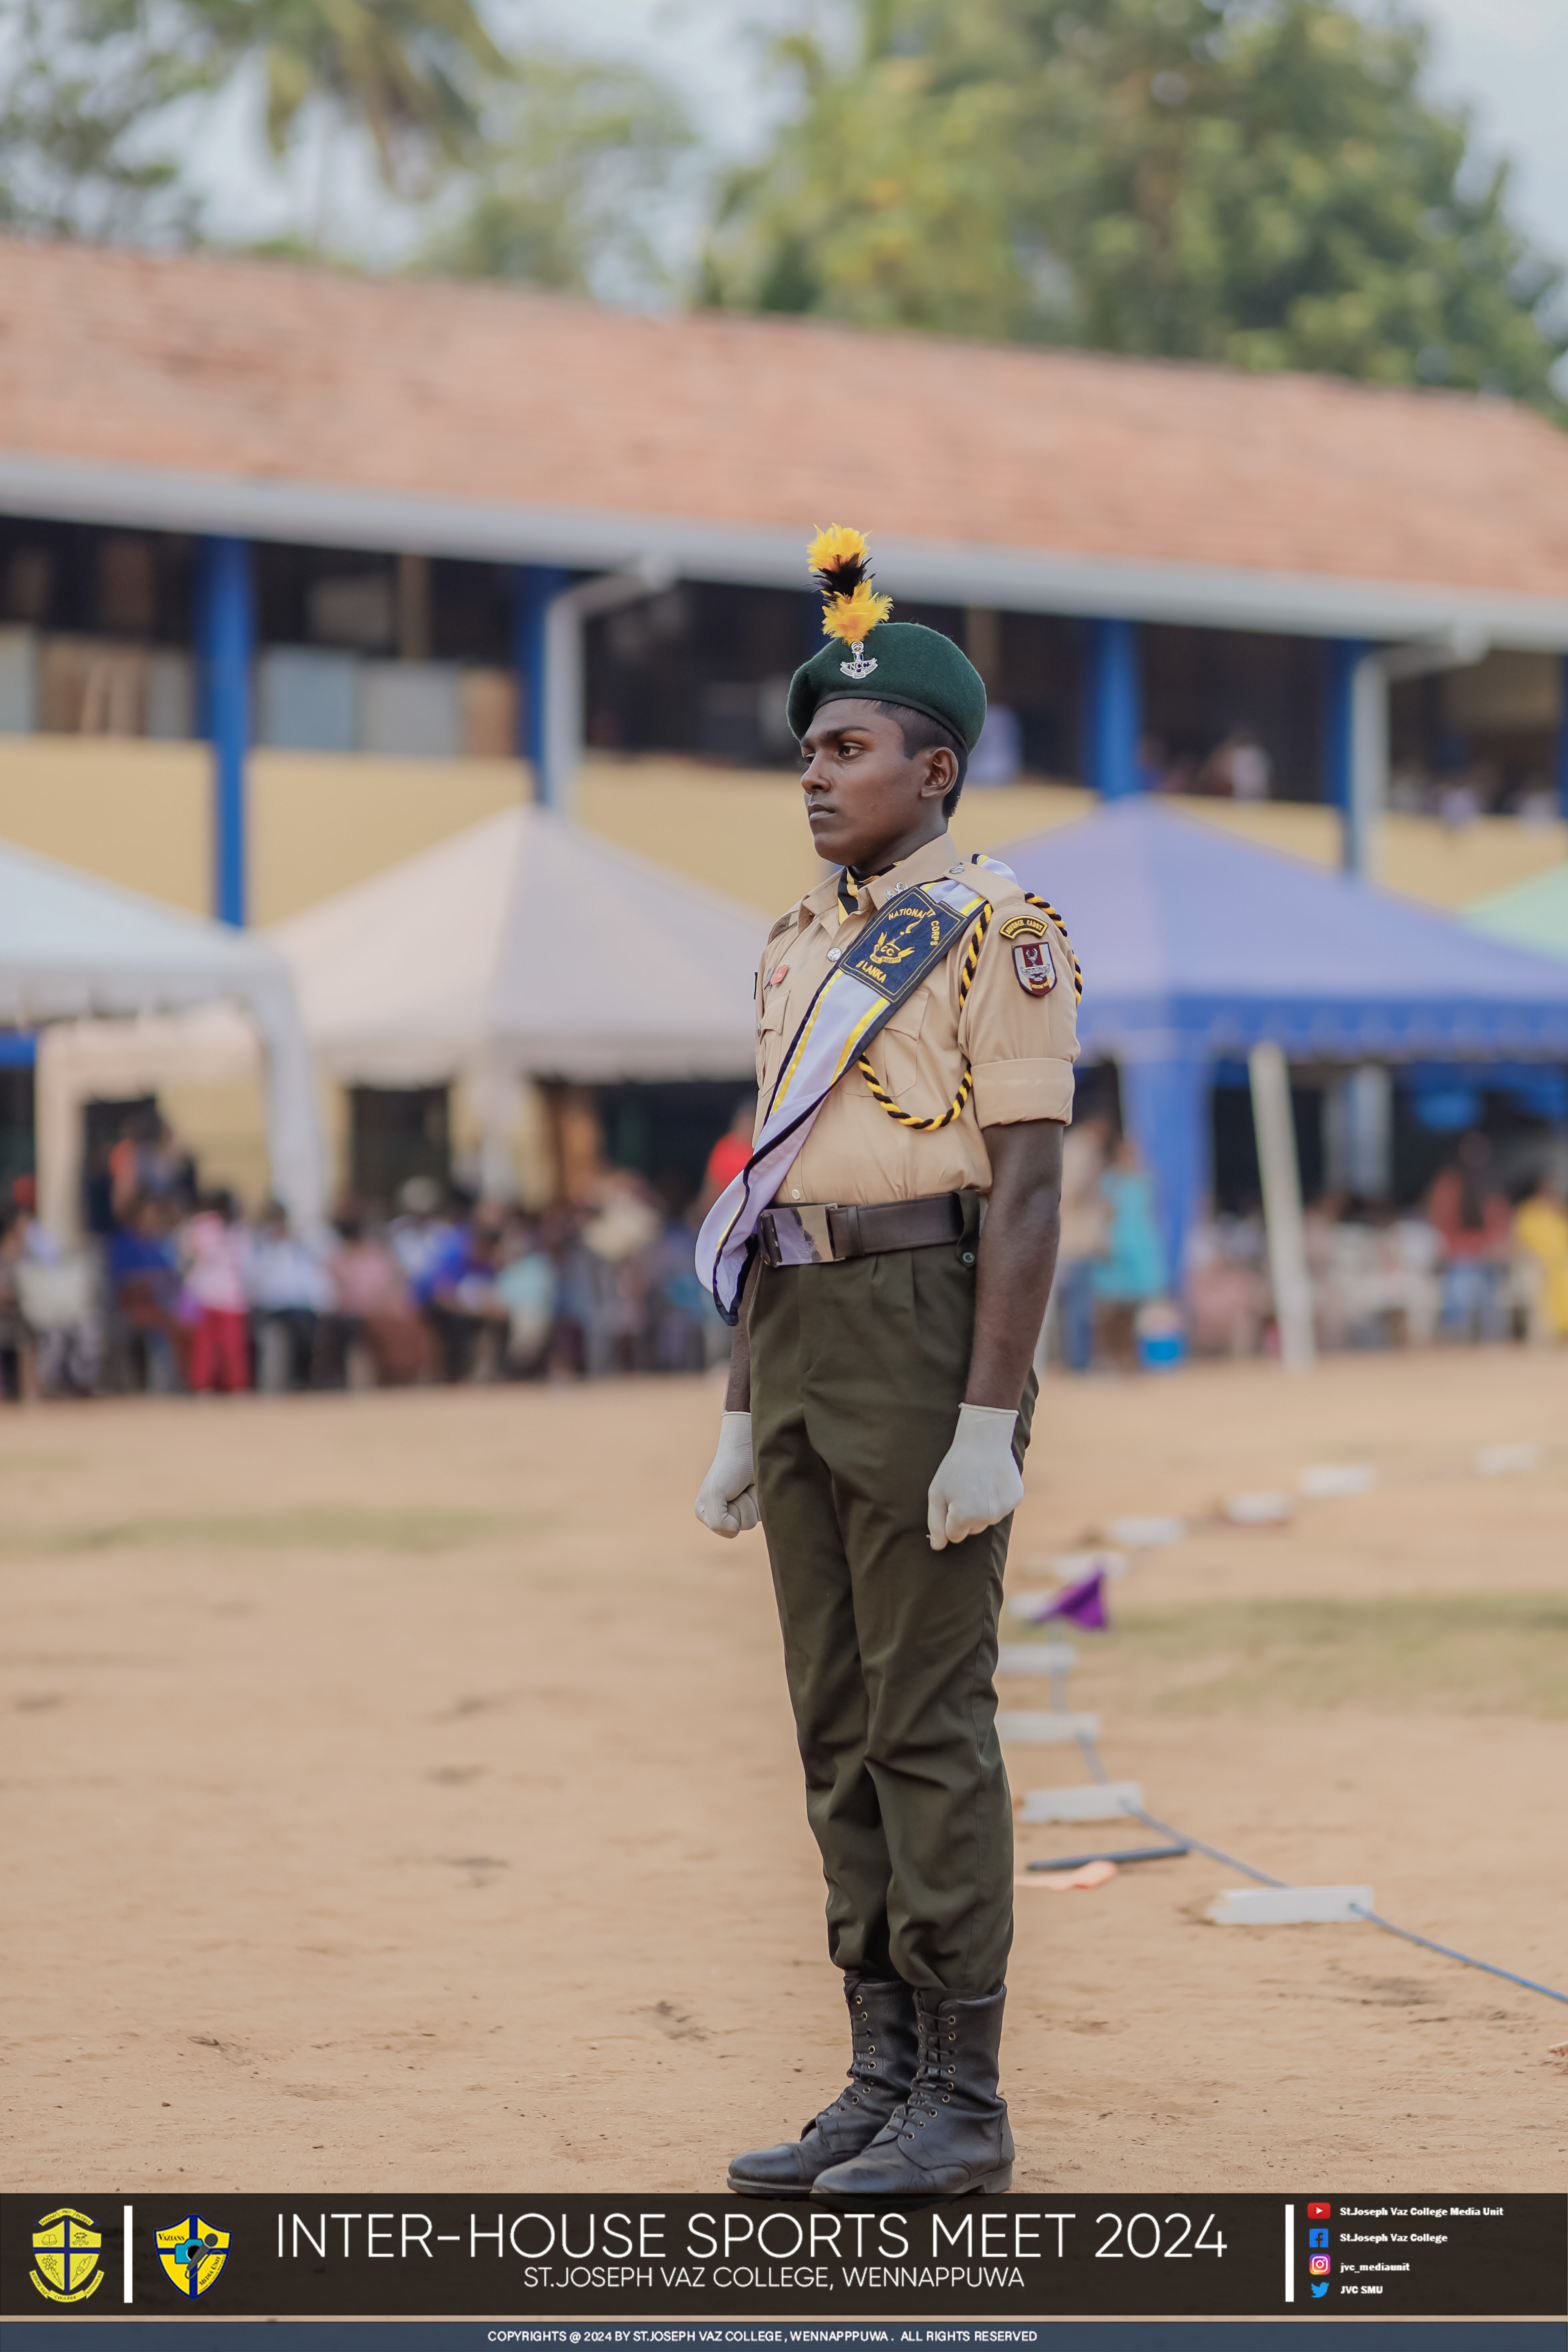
[[1308, 2202, 1331, 2220]]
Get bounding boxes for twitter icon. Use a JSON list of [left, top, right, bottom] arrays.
[[1312, 2283, 1330, 2300]]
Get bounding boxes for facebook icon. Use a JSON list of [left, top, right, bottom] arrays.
[[1309, 2228, 1329, 2247]]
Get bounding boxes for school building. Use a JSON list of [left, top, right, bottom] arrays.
[[1, 237, 1566, 1202]]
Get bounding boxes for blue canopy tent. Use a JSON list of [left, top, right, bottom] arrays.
[[995, 800, 1568, 1286]]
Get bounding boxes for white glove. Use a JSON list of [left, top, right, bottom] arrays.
[[694, 1411, 760, 1538], [927, 1404, 1024, 1550]]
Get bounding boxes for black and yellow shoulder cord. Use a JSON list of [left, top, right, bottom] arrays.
[[1024, 893, 1084, 1005], [854, 893, 1082, 1131]]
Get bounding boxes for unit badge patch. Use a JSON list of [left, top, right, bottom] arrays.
[[999, 912, 1056, 996], [156, 2215, 230, 2298]]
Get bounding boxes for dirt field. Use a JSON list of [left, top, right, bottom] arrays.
[[2, 1350, 1565, 2197]]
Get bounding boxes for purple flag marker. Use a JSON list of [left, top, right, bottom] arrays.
[[1038, 1569, 1108, 1630]]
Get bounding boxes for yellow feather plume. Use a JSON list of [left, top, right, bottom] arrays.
[[806, 523, 871, 576], [821, 581, 894, 644]]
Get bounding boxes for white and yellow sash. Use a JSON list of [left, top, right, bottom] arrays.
[[697, 859, 1016, 1322]]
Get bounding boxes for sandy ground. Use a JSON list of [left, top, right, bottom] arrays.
[[2, 1350, 1565, 2197]]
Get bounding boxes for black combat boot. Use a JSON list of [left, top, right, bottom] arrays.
[[727, 1974, 920, 2197], [811, 1984, 1013, 2197]]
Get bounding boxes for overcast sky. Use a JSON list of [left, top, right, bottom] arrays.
[[192, 0, 1568, 284]]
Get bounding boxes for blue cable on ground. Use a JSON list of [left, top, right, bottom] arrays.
[[1073, 1732, 1568, 2010]]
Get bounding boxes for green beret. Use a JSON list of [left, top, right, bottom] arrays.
[[786, 620, 988, 753]]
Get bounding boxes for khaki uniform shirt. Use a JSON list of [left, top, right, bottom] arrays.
[[754, 834, 1079, 1208]]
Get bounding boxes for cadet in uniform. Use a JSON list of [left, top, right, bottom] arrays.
[[693, 528, 1080, 2198]]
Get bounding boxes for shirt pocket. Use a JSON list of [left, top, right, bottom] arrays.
[[756, 984, 794, 1094], [862, 990, 929, 1105]]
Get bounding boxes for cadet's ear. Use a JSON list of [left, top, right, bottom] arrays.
[[918, 745, 959, 802]]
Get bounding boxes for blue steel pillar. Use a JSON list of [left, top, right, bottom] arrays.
[[197, 536, 254, 926], [1082, 616, 1141, 798], [514, 564, 571, 786], [1326, 636, 1368, 868]]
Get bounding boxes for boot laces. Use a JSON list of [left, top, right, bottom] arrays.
[[816, 1984, 884, 2125], [898, 2003, 956, 2142]]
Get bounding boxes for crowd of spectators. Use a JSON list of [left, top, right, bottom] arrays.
[[4, 1109, 1567, 1402], [1052, 1120, 1568, 1372], [0, 1114, 730, 1403]]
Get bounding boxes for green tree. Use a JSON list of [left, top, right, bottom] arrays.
[[0, 2, 203, 241], [188, 0, 505, 201], [418, 53, 694, 303], [704, 0, 1567, 404], [0, 0, 506, 246]]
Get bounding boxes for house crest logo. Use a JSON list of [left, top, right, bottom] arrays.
[[30, 2206, 104, 2303], [156, 2213, 230, 2296]]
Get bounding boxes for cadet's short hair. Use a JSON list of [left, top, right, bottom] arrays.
[[872, 700, 968, 819]]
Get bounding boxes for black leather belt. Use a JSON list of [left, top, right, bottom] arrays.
[[757, 1190, 968, 1268]]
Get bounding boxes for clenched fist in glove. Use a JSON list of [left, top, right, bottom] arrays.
[[926, 1403, 1024, 1550], [694, 1410, 760, 1538]]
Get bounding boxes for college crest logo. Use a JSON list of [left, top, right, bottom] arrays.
[[156, 2214, 230, 2296], [30, 2206, 104, 2302], [999, 910, 1057, 996]]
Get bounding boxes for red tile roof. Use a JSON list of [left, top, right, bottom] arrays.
[[1, 236, 1566, 601]]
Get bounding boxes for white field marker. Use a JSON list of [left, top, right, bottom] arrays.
[[1298, 1462, 1376, 1498], [1020, 1783, 1141, 1825], [997, 1710, 1099, 1745], [1475, 1443, 1544, 1477], [1106, 1516, 1186, 1548], [1207, 1884, 1373, 1927], [996, 1643, 1077, 1676]]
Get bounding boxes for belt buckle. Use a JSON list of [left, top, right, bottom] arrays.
[[763, 1203, 835, 1266], [798, 1203, 834, 1262]]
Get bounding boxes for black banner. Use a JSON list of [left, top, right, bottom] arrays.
[[3, 2194, 1562, 2322]]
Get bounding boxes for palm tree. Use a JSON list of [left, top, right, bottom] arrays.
[[188, 0, 507, 198]]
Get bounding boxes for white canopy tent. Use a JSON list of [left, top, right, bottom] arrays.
[[271, 805, 763, 1196], [273, 804, 762, 1082], [0, 840, 326, 1238]]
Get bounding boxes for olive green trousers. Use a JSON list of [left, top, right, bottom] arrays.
[[748, 1207, 1035, 1994]]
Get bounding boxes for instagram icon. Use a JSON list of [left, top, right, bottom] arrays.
[[1310, 2256, 1332, 2277]]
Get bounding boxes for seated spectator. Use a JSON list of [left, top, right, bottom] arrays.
[[1186, 1210, 1270, 1358], [6, 1182, 101, 1396], [388, 1176, 455, 1296], [108, 1194, 188, 1391], [494, 1213, 558, 1375], [248, 1200, 332, 1391], [324, 1208, 425, 1385], [579, 1173, 662, 1378], [0, 1206, 32, 1400], [1197, 726, 1271, 802], [1512, 1174, 1568, 1344], [1373, 1207, 1442, 1349], [181, 1190, 251, 1394], [416, 1196, 508, 1382], [640, 1208, 720, 1374], [1427, 1133, 1512, 1343]]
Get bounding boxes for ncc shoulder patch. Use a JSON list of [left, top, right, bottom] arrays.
[[998, 912, 1048, 941]]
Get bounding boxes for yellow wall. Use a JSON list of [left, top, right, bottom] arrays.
[[1172, 796, 1568, 908], [0, 735, 212, 912], [156, 1073, 272, 1206], [576, 756, 1095, 914], [248, 749, 529, 923], [0, 738, 1561, 932]]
